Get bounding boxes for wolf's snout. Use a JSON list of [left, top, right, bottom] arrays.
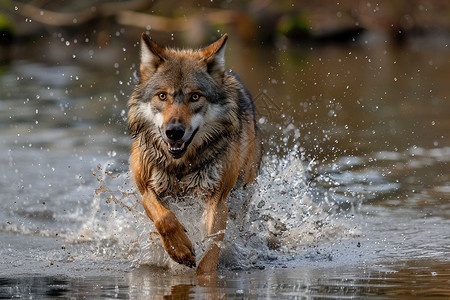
[[166, 124, 185, 141]]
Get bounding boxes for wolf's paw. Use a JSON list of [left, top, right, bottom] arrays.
[[195, 244, 220, 275], [154, 211, 196, 268]]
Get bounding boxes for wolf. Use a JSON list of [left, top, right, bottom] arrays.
[[127, 33, 262, 274]]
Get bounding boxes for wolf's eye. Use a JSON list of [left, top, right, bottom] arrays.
[[190, 93, 200, 102], [158, 93, 167, 101]]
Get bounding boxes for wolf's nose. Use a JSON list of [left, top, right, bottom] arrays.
[[166, 124, 185, 141]]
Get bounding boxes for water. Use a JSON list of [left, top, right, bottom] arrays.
[[0, 32, 449, 298]]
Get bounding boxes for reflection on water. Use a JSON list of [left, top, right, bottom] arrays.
[[1, 260, 449, 298], [0, 31, 449, 297]]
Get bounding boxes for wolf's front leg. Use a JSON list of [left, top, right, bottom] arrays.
[[142, 190, 196, 268], [196, 198, 228, 274], [196, 149, 241, 274]]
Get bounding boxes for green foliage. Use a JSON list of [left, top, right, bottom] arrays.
[[0, 13, 14, 34], [0, 0, 11, 8], [278, 13, 311, 39]]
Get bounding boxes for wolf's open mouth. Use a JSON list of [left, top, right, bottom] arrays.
[[166, 128, 198, 158], [168, 141, 186, 157]]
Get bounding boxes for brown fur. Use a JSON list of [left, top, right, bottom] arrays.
[[127, 33, 262, 274]]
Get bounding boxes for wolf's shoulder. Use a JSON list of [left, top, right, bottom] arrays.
[[225, 69, 255, 115], [226, 70, 249, 93]]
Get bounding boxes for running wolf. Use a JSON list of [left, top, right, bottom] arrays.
[[127, 33, 262, 274]]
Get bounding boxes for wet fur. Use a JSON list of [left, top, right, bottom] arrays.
[[127, 33, 262, 273]]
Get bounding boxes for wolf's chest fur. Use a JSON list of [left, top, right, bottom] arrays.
[[149, 151, 224, 196], [150, 160, 222, 197]]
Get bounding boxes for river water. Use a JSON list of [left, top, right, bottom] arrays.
[[0, 31, 449, 298]]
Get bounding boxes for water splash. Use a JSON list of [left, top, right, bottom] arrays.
[[78, 150, 357, 272], [65, 162, 143, 261], [221, 150, 355, 269]]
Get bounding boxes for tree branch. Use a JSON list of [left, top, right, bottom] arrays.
[[11, 0, 156, 26]]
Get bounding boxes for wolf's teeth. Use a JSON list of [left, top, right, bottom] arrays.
[[168, 142, 184, 151], [169, 146, 183, 151]]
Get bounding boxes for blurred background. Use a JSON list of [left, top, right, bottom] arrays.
[[2, 0, 450, 57]]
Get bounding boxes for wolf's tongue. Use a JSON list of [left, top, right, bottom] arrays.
[[168, 141, 184, 150]]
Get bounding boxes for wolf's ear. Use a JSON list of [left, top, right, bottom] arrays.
[[140, 33, 165, 80], [201, 34, 228, 79]]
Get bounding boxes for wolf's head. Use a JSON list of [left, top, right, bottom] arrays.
[[130, 33, 235, 160]]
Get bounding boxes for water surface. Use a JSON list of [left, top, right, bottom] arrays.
[[0, 32, 449, 298]]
